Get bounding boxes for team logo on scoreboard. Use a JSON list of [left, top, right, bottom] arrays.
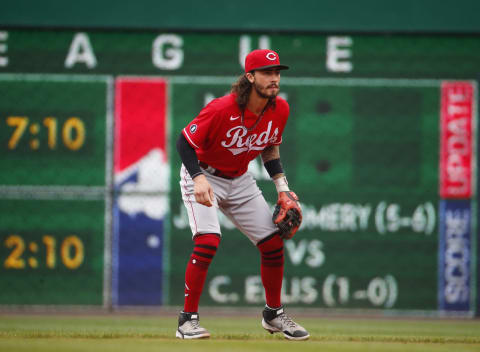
[[113, 77, 168, 306]]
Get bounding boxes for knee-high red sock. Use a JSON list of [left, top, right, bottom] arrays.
[[257, 233, 284, 308], [183, 233, 221, 313]]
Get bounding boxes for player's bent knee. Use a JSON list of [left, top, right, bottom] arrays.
[[257, 233, 284, 267], [194, 233, 221, 248], [190, 233, 221, 268]]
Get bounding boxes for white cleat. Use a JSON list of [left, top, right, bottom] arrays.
[[176, 311, 210, 339], [262, 306, 310, 341]]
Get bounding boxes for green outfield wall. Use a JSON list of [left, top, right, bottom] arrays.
[[0, 27, 478, 315], [1, 0, 480, 33]]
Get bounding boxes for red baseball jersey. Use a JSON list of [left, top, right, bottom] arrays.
[[182, 93, 289, 178]]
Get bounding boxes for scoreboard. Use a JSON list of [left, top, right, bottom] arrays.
[[0, 74, 110, 305], [0, 75, 110, 186], [0, 28, 478, 314]]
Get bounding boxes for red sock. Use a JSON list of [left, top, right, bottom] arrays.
[[183, 234, 221, 313], [257, 233, 284, 308]]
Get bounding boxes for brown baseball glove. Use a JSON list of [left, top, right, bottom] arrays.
[[272, 191, 302, 240]]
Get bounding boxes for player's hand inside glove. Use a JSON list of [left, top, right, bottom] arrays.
[[272, 191, 302, 240]]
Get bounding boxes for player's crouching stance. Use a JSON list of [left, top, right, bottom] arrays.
[[175, 49, 309, 341]]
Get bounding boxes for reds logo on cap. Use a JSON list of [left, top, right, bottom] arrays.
[[266, 52, 277, 60], [245, 49, 289, 73]]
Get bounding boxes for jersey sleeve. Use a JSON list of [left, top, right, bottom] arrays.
[[182, 102, 218, 149]]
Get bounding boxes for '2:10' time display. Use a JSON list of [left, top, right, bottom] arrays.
[[6, 116, 86, 151], [3, 234, 84, 270]]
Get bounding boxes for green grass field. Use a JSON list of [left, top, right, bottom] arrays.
[[1, 312, 480, 352]]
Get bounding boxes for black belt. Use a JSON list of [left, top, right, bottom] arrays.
[[199, 162, 235, 179]]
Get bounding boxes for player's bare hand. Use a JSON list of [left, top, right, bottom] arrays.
[[193, 174, 215, 207]]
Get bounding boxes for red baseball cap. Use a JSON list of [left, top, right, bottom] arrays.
[[244, 49, 289, 73]]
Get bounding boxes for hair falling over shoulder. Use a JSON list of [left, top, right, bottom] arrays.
[[231, 74, 251, 111]]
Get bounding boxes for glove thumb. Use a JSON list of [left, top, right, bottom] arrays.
[[274, 207, 287, 224]]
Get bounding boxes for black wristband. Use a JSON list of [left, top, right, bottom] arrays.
[[176, 133, 202, 178], [263, 158, 284, 178]]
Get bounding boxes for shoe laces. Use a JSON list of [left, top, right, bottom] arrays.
[[278, 313, 297, 329], [189, 319, 201, 330]]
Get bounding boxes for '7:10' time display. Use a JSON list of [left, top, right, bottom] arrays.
[[3, 234, 84, 270], [6, 116, 86, 151]]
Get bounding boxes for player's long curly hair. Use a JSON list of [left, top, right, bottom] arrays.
[[231, 74, 276, 112], [231, 74, 251, 111]]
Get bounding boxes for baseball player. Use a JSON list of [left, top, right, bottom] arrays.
[[175, 49, 308, 341]]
